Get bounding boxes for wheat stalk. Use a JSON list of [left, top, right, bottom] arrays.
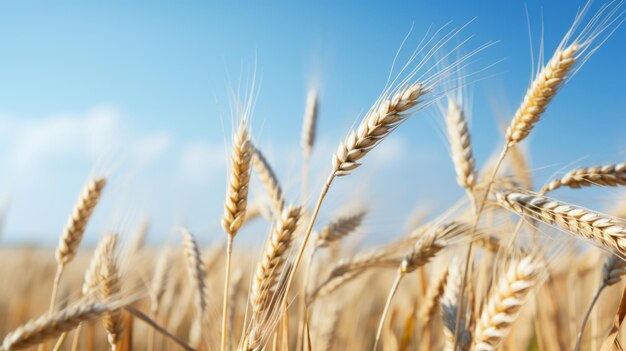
[[495, 188, 626, 257], [221, 118, 253, 351], [472, 255, 542, 351], [540, 163, 626, 194]]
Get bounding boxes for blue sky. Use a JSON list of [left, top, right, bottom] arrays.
[[0, 1, 624, 247]]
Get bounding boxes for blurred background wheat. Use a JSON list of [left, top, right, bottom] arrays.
[[1, 1, 626, 351]]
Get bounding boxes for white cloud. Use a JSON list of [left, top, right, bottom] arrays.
[[130, 132, 172, 166], [1, 105, 172, 178], [179, 141, 227, 185]]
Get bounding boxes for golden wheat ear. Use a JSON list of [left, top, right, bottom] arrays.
[[2, 302, 122, 351], [250, 206, 301, 316], [181, 228, 207, 319], [251, 144, 285, 214], [505, 2, 624, 146], [96, 234, 123, 349], [222, 119, 253, 238], [472, 255, 543, 351], [444, 97, 476, 191], [540, 163, 626, 194], [301, 89, 319, 158], [495, 187, 626, 258], [56, 177, 107, 267], [314, 210, 367, 249], [49, 176, 107, 315]]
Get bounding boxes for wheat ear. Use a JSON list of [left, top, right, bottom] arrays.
[[150, 245, 172, 316], [458, 10, 624, 339], [332, 84, 427, 176], [250, 206, 301, 316], [221, 118, 252, 351], [301, 89, 318, 158], [251, 145, 284, 214], [540, 163, 626, 194], [2, 302, 119, 351], [284, 83, 431, 306], [315, 210, 367, 248], [574, 255, 626, 351], [373, 223, 460, 350], [222, 119, 252, 236], [445, 99, 476, 190], [472, 255, 542, 351], [495, 188, 626, 257], [97, 234, 123, 350], [242, 262, 293, 351], [505, 0, 625, 145], [418, 268, 449, 329], [55, 177, 107, 267], [505, 44, 578, 145], [440, 257, 471, 351], [181, 229, 207, 321], [60, 235, 117, 351], [301, 88, 319, 209], [50, 177, 106, 313]]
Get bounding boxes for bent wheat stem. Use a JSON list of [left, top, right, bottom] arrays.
[[373, 273, 404, 351]]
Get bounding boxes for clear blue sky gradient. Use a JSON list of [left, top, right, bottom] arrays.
[[0, 1, 624, 246]]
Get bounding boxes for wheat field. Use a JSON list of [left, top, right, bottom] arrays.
[[1, 2, 626, 351]]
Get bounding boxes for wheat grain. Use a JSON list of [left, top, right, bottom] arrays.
[[540, 163, 626, 194]]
